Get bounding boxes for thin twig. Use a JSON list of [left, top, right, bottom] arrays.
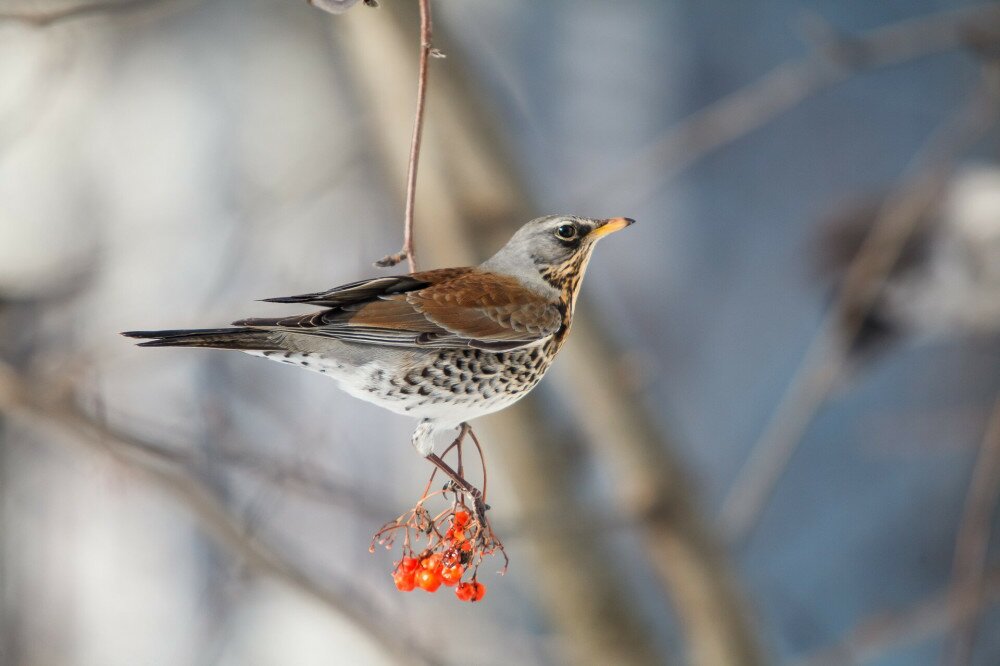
[[375, 0, 432, 272], [574, 3, 1000, 208], [941, 394, 1000, 666], [792, 567, 1000, 666], [0, 362, 439, 666], [718, 77, 1000, 543]]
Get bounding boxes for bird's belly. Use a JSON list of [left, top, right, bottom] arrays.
[[245, 344, 553, 424]]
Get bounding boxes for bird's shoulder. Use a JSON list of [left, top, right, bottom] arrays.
[[354, 269, 562, 340]]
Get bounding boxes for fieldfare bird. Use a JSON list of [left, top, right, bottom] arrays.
[[124, 215, 634, 494]]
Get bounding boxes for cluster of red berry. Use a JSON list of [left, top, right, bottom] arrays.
[[390, 510, 487, 602]]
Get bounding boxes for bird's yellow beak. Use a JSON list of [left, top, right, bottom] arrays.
[[590, 217, 635, 239]]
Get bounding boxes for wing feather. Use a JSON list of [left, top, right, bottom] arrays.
[[242, 269, 561, 350]]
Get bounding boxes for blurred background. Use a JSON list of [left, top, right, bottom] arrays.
[[1, 1, 999, 664]]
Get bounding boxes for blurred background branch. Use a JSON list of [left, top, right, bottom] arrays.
[[0, 360, 438, 666], [579, 2, 1000, 208], [942, 394, 1000, 665], [720, 68, 1000, 542], [0, 0, 197, 26], [794, 567, 1000, 666], [1, 1, 999, 664]]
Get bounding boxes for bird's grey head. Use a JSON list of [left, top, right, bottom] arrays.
[[482, 215, 635, 294]]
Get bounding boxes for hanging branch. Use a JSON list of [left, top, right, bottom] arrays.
[[375, 0, 433, 272]]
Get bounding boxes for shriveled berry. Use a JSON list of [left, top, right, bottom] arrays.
[[415, 568, 442, 592], [421, 553, 443, 571], [440, 565, 463, 586], [393, 570, 416, 592], [442, 548, 462, 568], [455, 582, 475, 601]]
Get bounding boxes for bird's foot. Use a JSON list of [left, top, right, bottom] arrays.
[[446, 480, 490, 528]]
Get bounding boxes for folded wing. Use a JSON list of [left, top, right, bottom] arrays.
[[237, 269, 562, 351]]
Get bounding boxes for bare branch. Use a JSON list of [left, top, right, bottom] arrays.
[[792, 568, 1000, 666], [941, 394, 1000, 666], [575, 3, 1000, 207], [0, 362, 440, 666], [375, 0, 432, 272], [719, 79, 1000, 542]]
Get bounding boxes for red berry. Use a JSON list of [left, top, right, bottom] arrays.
[[455, 582, 475, 601], [415, 568, 441, 592], [453, 510, 470, 527], [393, 570, 416, 592], [421, 553, 443, 571], [400, 557, 419, 573], [440, 565, 463, 587], [456, 581, 486, 602], [461, 541, 473, 552]]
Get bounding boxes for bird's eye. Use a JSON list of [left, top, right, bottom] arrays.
[[555, 224, 578, 241]]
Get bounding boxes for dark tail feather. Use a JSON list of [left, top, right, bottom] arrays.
[[121, 327, 282, 350]]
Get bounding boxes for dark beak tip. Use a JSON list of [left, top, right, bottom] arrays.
[[624, 217, 636, 226]]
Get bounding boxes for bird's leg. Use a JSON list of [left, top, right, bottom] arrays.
[[425, 423, 490, 524], [455, 424, 465, 479], [426, 452, 490, 531]]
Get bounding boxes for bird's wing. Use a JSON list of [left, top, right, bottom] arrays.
[[403, 272, 563, 342], [261, 267, 472, 307], [237, 270, 562, 351]]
